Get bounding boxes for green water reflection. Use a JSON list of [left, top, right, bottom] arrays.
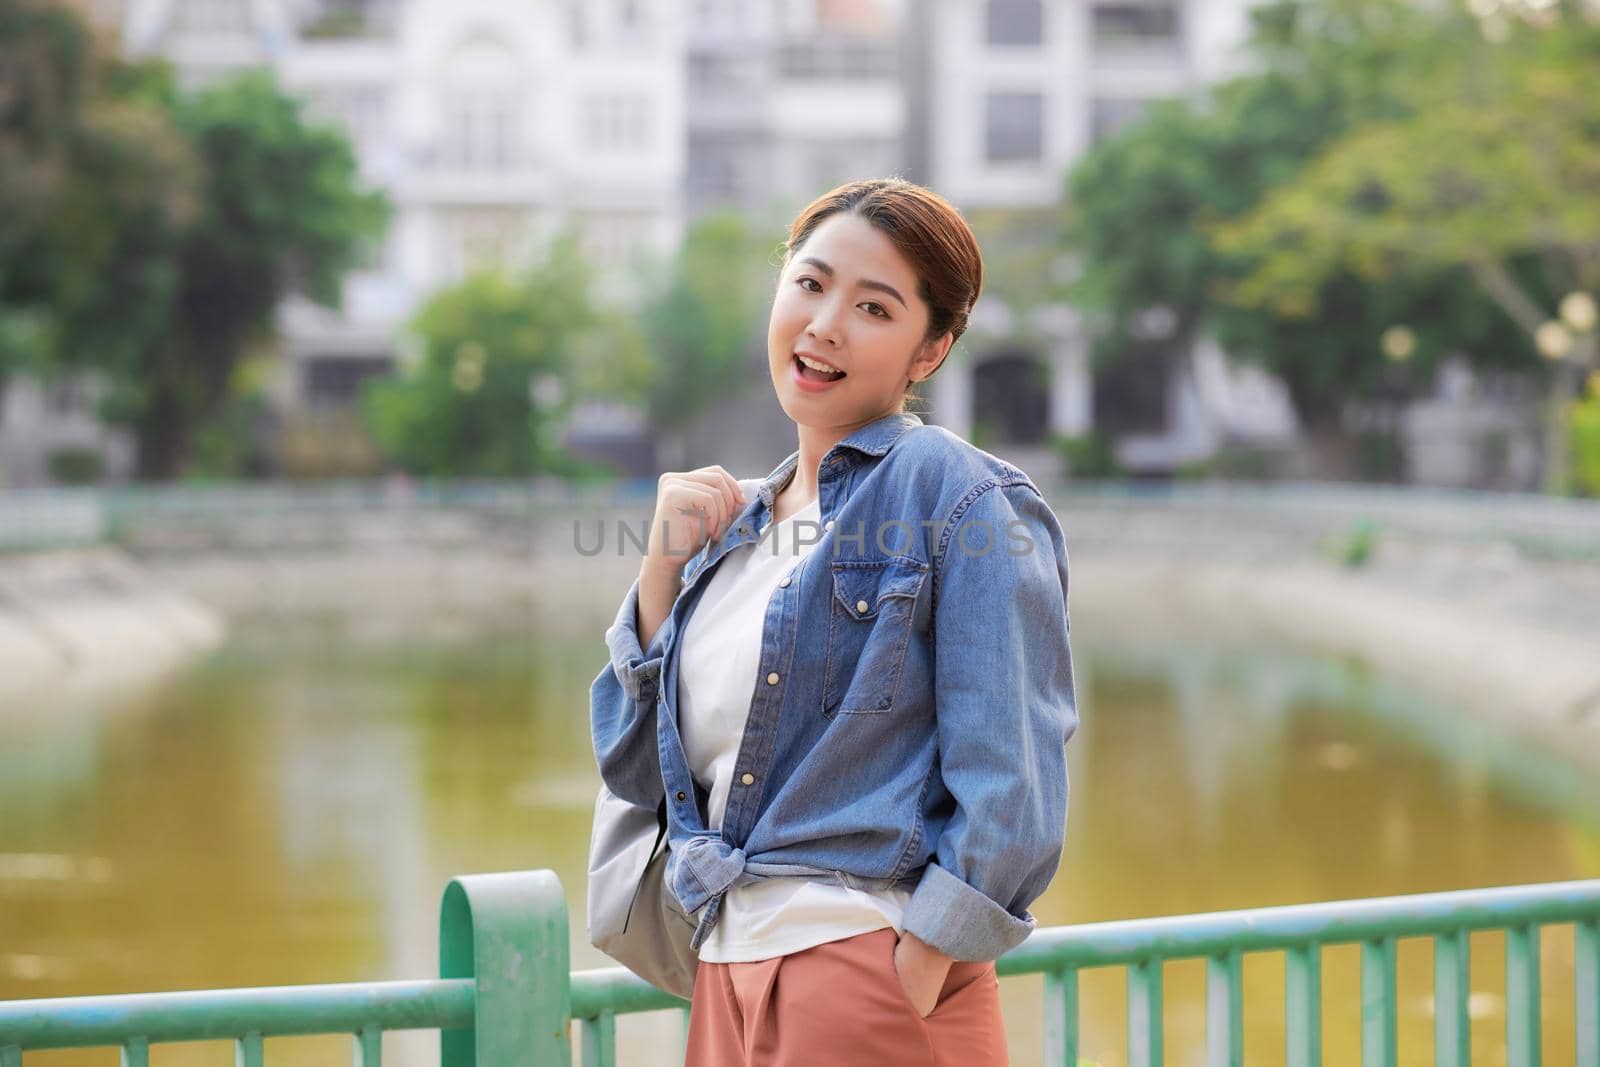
[[2, 616, 1597, 1067]]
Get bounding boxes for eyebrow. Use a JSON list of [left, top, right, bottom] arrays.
[[797, 256, 908, 309]]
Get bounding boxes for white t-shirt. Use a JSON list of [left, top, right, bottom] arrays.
[[676, 481, 913, 962]]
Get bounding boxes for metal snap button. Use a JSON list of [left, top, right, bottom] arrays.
[[778, 576, 791, 587], [766, 672, 780, 685], [824, 519, 835, 531], [741, 773, 755, 786], [676, 791, 686, 801], [856, 599, 870, 613]]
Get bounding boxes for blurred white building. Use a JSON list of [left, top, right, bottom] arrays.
[[901, 0, 1298, 477], [118, 0, 686, 416], [6, 0, 1309, 484], [684, 0, 904, 222]]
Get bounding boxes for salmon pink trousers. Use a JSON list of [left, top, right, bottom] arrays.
[[682, 926, 1009, 1066]]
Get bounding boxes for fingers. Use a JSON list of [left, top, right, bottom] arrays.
[[674, 483, 727, 540], [661, 466, 748, 540], [677, 465, 746, 516]]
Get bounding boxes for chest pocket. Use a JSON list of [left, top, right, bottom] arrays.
[[824, 557, 929, 716]]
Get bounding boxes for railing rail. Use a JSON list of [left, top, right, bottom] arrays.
[[0, 873, 1596, 1067]]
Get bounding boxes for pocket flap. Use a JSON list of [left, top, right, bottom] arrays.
[[831, 558, 928, 620]]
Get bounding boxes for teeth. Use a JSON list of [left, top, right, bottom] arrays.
[[797, 354, 841, 374]]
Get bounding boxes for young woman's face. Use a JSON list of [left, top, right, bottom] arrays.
[[767, 212, 951, 431]]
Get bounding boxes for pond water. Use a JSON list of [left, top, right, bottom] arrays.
[[3, 607, 1598, 1067]]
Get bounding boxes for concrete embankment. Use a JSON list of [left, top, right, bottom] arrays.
[[1069, 550, 1600, 776], [0, 549, 224, 717], [6, 483, 1599, 776]]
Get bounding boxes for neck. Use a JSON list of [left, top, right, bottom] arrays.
[[789, 408, 899, 501]]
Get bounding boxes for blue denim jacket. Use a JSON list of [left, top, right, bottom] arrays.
[[590, 410, 1078, 962]]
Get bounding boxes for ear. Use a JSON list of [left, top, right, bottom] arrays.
[[908, 331, 954, 384]]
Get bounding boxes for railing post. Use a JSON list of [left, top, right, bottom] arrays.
[[1433, 930, 1470, 1067], [1043, 968, 1079, 1067], [1578, 918, 1599, 1067], [1206, 948, 1243, 1067], [439, 870, 571, 1067], [1506, 923, 1541, 1067], [1285, 943, 1321, 1067], [1128, 957, 1164, 1067], [1361, 936, 1396, 1067]]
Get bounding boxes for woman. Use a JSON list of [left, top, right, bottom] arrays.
[[591, 177, 1078, 1066]]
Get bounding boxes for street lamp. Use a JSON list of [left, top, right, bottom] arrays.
[[1536, 320, 1575, 361], [1540, 291, 1598, 493], [1560, 291, 1598, 334], [1381, 325, 1416, 362]]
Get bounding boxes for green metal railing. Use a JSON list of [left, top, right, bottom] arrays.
[[0, 872, 1596, 1066]]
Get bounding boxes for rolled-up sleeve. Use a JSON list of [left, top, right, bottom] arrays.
[[901, 480, 1078, 962], [590, 575, 671, 809]]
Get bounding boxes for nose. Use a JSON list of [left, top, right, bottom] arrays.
[[806, 300, 844, 347]]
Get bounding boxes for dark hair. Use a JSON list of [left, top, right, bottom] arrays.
[[781, 177, 983, 398]]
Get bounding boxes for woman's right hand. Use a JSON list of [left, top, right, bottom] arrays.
[[643, 466, 748, 576]]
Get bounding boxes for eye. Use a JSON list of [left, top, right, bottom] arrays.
[[797, 276, 822, 292], [861, 302, 889, 319]]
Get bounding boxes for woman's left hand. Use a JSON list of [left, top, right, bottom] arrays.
[[893, 930, 955, 1019]]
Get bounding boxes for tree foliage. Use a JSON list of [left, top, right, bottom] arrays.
[[637, 211, 778, 432], [1210, 12, 1600, 332], [362, 232, 619, 477], [0, 0, 390, 479], [1209, 4, 1600, 486], [136, 69, 390, 477], [0, 2, 195, 387], [1061, 0, 1539, 435]]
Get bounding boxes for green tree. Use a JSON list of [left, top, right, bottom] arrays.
[[638, 211, 776, 434], [1574, 381, 1600, 497], [126, 69, 390, 478], [362, 232, 611, 476], [1209, 8, 1600, 490], [1, 0, 389, 481], [0, 2, 195, 394], [1060, 0, 1530, 470]]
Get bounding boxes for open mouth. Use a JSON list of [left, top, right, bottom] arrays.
[[793, 353, 847, 383]]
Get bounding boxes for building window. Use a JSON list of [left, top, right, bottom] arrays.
[[302, 356, 393, 410], [568, 1, 588, 47], [985, 91, 1043, 163], [580, 94, 653, 154], [442, 90, 516, 170], [689, 53, 761, 97], [809, 137, 894, 193], [438, 36, 523, 171], [691, 0, 743, 29], [452, 208, 526, 275], [308, 86, 387, 154], [986, 0, 1043, 46], [777, 40, 897, 79], [582, 214, 644, 268], [1090, 97, 1150, 143], [170, 0, 251, 34], [1091, 1, 1181, 45], [688, 131, 757, 210]]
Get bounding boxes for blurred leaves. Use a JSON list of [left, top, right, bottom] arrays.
[[1211, 15, 1600, 324], [638, 211, 776, 432], [361, 231, 607, 477], [0, 0, 391, 478], [1061, 0, 1548, 431], [1574, 387, 1600, 496]]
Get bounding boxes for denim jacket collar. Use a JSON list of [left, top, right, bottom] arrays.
[[754, 410, 924, 512]]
